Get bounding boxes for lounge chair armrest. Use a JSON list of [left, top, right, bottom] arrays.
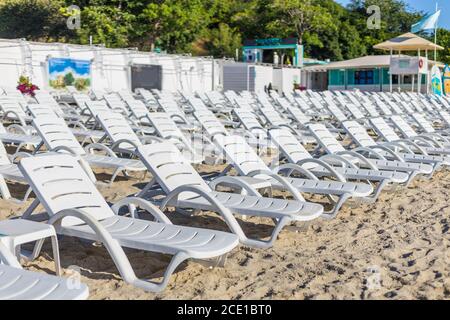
[[2, 111, 27, 127], [319, 154, 358, 169], [140, 136, 164, 145], [160, 185, 246, 240], [369, 145, 405, 162], [6, 124, 29, 135], [10, 151, 33, 164], [84, 143, 118, 158], [51, 146, 79, 156], [393, 139, 428, 155], [336, 151, 379, 170], [111, 198, 172, 224], [208, 176, 262, 197], [111, 139, 141, 152], [247, 169, 305, 202], [273, 163, 321, 181], [169, 114, 188, 124], [410, 136, 438, 148], [295, 159, 347, 182], [383, 141, 414, 154], [352, 147, 387, 160]]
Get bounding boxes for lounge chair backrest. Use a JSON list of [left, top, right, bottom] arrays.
[[104, 94, 128, 114], [399, 101, 414, 114], [286, 106, 311, 126], [73, 93, 92, 109], [345, 104, 365, 120], [127, 100, 149, 120], [85, 100, 111, 116], [27, 104, 59, 118], [32, 116, 86, 156], [308, 123, 346, 154], [187, 97, 208, 112], [259, 105, 286, 126], [374, 98, 392, 116], [158, 99, 184, 115], [146, 112, 187, 142], [268, 129, 314, 168], [233, 109, 264, 131], [136, 142, 211, 201], [390, 115, 417, 138], [341, 121, 377, 148], [412, 113, 435, 133], [439, 111, 450, 127], [193, 109, 228, 138], [326, 101, 348, 122], [385, 99, 403, 114], [19, 154, 113, 227], [136, 88, 157, 104], [369, 117, 400, 142], [361, 103, 380, 117], [96, 112, 143, 148], [214, 135, 269, 175]]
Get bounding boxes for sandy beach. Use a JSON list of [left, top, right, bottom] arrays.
[[1, 163, 449, 300]]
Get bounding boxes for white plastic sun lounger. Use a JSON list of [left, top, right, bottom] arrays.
[[32, 116, 147, 184], [309, 123, 433, 184], [390, 115, 450, 156], [268, 128, 408, 201], [19, 154, 239, 292], [214, 135, 373, 219], [0, 242, 89, 300], [368, 117, 449, 169], [135, 142, 323, 248]]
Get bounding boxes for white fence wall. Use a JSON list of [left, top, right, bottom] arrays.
[[0, 39, 217, 93]]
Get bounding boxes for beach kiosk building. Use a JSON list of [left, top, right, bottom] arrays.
[[302, 33, 444, 93]]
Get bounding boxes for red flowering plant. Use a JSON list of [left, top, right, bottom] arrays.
[[17, 76, 39, 96]]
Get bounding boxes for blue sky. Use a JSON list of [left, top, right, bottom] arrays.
[[335, 0, 450, 29]]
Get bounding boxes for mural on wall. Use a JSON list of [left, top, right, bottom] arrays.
[[431, 65, 443, 96], [48, 58, 91, 91], [442, 65, 450, 96]]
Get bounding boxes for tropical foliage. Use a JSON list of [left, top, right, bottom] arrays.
[[0, 0, 449, 63]]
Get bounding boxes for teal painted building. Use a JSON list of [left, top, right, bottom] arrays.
[[302, 55, 436, 92]]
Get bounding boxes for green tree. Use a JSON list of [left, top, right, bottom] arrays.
[[0, 0, 71, 41], [64, 72, 75, 86], [204, 23, 242, 58], [266, 0, 336, 44]]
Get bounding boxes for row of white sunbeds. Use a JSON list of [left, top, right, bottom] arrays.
[[0, 85, 449, 299]]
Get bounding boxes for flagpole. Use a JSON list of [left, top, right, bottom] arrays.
[[435, 1, 438, 61]]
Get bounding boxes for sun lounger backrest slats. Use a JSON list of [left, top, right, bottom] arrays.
[[286, 106, 311, 126], [439, 111, 450, 127], [32, 117, 86, 156], [27, 104, 60, 118], [308, 123, 346, 154], [146, 112, 186, 142], [341, 121, 377, 148], [19, 155, 113, 227], [194, 109, 228, 138], [233, 109, 264, 131], [259, 106, 286, 126], [127, 100, 149, 119], [0, 102, 28, 118], [136, 143, 210, 200], [96, 112, 143, 147], [369, 117, 400, 143], [412, 113, 435, 133], [85, 101, 111, 116], [214, 135, 269, 175], [269, 129, 314, 168], [390, 116, 417, 138]]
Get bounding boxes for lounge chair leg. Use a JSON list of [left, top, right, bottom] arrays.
[[0, 177, 11, 200], [405, 171, 419, 187], [322, 194, 351, 220], [361, 179, 390, 203]]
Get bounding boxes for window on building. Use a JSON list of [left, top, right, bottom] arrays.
[[355, 70, 374, 85]]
